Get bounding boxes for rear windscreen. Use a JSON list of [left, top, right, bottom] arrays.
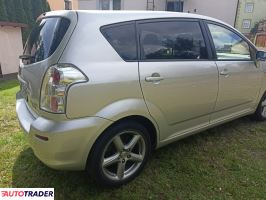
[[23, 17, 70, 64]]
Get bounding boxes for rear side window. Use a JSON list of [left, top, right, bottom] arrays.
[[139, 21, 208, 60], [23, 17, 70, 64], [101, 23, 137, 61]]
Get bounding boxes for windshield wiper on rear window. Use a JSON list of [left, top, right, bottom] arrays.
[[19, 54, 34, 60]]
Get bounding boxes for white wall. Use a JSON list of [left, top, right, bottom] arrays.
[[77, 0, 237, 26], [78, 0, 166, 10], [0, 26, 23, 75], [154, 0, 166, 11], [183, 0, 238, 26], [124, 0, 146, 10], [78, 0, 97, 9]]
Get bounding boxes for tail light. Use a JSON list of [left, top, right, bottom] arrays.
[[40, 64, 88, 113]]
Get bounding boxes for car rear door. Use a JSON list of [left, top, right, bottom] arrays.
[[137, 19, 218, 141], [205, 22, 263, 121]]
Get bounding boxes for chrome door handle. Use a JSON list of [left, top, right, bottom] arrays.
[[220, 69, 229, 76], [145, 76, 164, 82], [145, 72, 164, 83]]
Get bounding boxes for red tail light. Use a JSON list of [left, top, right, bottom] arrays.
[[50, 96, 58, 112], [51, 68, 61, 85], [40, 64, 88, 113]]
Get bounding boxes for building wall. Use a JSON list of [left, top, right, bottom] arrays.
[[78, 0, 146, 10], [123, 0, 147, 10], [235, 0, 266, 34], [47, 0, 65, 10], [183, 0, 238, 26], [124, 0, 166, 11], [78, 0, 97, 9], [73, 0, 79, 9], [47, 0, 79, 10], [0, 26, 23, 75], [77, 0, 237, 26], [123, 0, 165, 11]]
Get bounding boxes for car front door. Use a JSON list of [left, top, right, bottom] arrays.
[[206, 22, 263, 121], [138, 19, 218, 141]]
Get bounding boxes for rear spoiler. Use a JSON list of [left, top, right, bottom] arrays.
[[36, 13, 46, 22]]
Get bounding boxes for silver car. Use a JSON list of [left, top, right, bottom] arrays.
[[16, 10, 266, 186]]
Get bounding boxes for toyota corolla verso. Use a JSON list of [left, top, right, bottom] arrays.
[[16, 10, 266, 186]]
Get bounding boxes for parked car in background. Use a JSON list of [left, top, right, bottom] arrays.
[[16, 10, 266, 187]]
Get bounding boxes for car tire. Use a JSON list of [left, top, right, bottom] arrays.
[[253, 93, 266, 121], [87, 121, 151, 187]]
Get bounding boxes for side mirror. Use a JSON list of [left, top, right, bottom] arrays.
[[256, 51, 266, 61]]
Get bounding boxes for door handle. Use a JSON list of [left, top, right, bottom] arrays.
[[220, 69, 229, 76], [145, 73, 164, 83], [145, 76, 164, 82]]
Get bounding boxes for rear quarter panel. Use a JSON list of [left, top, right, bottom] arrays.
[[60, 12, 150, 121]]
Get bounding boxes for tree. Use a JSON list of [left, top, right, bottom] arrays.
[[32, 0, 44, 19], [0, 0, 51, 43], [251, 22, 258, 35], [0, 0, 8, 21], [46, 1, 51, 11], [41, 0, 50, 12], [4, 0, 16, 22], [22, 0, 33, 24], [14, 0, 27, 23]]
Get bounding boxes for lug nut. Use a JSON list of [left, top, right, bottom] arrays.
[[127, 155, 131, 158], [122, 159, 125, 163]]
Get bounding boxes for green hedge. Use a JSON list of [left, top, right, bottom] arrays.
[[0, 0, 51, 43]]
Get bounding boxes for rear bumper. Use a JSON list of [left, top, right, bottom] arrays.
[[16, 94, 112, 170]]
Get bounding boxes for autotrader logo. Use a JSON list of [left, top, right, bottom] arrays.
[[0, 188, 54, 200]]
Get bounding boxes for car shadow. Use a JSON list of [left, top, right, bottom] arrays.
[[11, 147, 111, 196], [12, 116, 263, 199]]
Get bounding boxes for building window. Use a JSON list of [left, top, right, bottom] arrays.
[[100, 0, 110, 10], [113, 0, 121, 10], [242, 19, 251, 29], [166, 1, 183, 12], [245, 3, 254, 13], [100, 0, 121, 10]]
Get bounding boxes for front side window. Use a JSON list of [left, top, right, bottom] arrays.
[[101, 23, 137, 61], [139, 21, 208, 60], [23, 17, 70, 64], [208, 23, 251, 60]]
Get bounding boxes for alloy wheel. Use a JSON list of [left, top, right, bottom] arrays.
[[101, 130, 146, 181], [261, 99, 266, 117]]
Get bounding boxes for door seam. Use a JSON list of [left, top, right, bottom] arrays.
[[209, 61, 220, 122], [137, 61, 161, 141]]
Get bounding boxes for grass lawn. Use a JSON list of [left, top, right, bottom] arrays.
[[0, 79, 266, 200]]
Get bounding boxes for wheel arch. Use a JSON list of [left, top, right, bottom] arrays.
[[86, 115, 159, 170], [112, 115, 158, 149]]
